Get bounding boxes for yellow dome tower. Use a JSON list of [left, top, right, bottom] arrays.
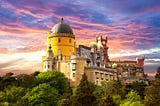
[[47, 18, 76, 60]]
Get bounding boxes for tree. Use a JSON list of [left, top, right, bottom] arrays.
[[120, 90, 143, 106], [99, 94, 116, 106], [98, 81, 121, 106], [16, 74, 36, 88], [21, 83, 60, 106], [101, 81, 122, 96], [155, 67, 160, 79], [71, 73, 97, 106], [4, 86, 26, 105], [36, 70, 70, 95], [0, 91, 5, 103], [125, 81, 147, 99], [0, 72, 17, 90], [144, 79, 160, 106], [0, 86, 26, 105], [57, 93, 72, 106], [30, 71, 40, 77]]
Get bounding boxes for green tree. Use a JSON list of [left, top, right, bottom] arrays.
[[36, 70, 70, 95], [155, 67, 160, 79], [101, 81, 122, 96], [0, 86, 26, 105], [112, 94, 121, 106], [144, 79, 160, 106], [16, 74, 36, 88], [57, 93, 71, 106], [120, 90, 143, 106], [98, 81, 121, 106], [30, 71, 40, 77], [0, 72, 17, 90], [71, 73, 97, 106], [99, 94, 116, 106], [93, 84, 104, 103], [0, 91, 5, 103], [21, 83, 60, 106], [126, 81, 147, 99]]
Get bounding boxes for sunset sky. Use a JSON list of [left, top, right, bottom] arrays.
[[0, 0, 160, 76]]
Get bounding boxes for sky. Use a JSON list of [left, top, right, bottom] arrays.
[[0, 0, 160, 76]]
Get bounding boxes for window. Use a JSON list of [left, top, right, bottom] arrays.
[[101, 73, 104, 80], [95, 72, 100, 79], [110, 75, 114, 80], [48, 65, 50, 68], [73, 73, 75, 77], [105, 74, 108, 80], [58, 49, 61, 55], [72, 63, 76, 70], [58, 38, 61, 43], [69, 39, 72, 43]]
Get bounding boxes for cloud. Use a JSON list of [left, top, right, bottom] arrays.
[[93, 0, 160, 14], [0, 58, 23, 69], [0, 0, 159, 76], [0, 50, 45, 76]]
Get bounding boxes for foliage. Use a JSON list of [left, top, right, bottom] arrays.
[[99, 94, 116, 106], [155, 67, 160, 79], [36, 70, 70, 95], [0, 72, 17, 90], [93, 84, 104, 103], [101, 80, 122, 96], [120, 90, 143, 106], [144, 78, 160, 106], [0, 91, 5, 102], [71, 73, 97, 106], [21, 83, 60, 106], [113, 94, 121, 106], [0, 70, 71, 105], [98, 81, 121, 106], [1, 70, 160, 106], [16, 74, 36, 88], [57, 93, 71, 106], [125, 81, 147, 99], [0, 86, 26, 106]]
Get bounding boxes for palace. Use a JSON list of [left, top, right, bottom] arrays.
[[42, 18, 147, 87]]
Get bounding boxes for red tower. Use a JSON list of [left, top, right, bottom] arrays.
[[96, 36, 110, 62], [137, 56, 145, 67]]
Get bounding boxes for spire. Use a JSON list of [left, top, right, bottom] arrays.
[[61, 17, 64, 23], [48, 44, 53, 58], [49, 44, 52, 49]]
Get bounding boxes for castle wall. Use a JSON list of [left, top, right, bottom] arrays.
[[85, 67, 118, 85]]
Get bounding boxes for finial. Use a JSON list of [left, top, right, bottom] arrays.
[[49, 44, 52, 49], [61, 17, 63, 23]]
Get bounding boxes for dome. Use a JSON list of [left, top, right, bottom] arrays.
[[51, 18, 73, 34], [90, 42, 97, 48]]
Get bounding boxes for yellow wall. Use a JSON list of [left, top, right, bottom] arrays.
[[47, 33, 76, 60], [41, 56, 45, 72]]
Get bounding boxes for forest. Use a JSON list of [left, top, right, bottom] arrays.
[[0, 67, 160, 106]]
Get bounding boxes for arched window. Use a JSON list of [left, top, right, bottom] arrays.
[[58, 38, 61, 43], [58, 49, 62, 55], [69, 39, 72, 43]]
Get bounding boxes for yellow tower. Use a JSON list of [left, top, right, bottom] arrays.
[[47, 18, 76, 60]]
